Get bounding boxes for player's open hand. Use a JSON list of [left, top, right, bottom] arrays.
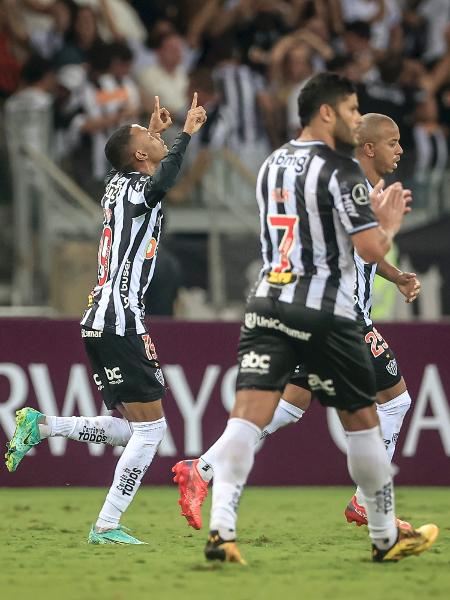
[[183, 92, 207, 135], [395, 271, 421, 303], [148, 96, 172, 133]]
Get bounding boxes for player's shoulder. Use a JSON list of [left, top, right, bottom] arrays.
[[332, 153, 365, 181], [127, 172, 152, 194]]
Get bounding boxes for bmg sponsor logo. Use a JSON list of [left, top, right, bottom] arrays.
[[241, 351, 271, 375], [307, 373, 336, 396]]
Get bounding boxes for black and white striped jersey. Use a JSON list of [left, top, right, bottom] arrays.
[[253, 140, 378, 321], [353, 180, 377, 326], [213, 63, 266, 146], [81, 131, 190, 336]]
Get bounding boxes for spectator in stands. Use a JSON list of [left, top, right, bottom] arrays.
[[411, 94, 448, 209], [53, 2, 116, 67], [269, 39, 314, 140], [136, 33, 188, 126], [358, 52, 426, 156], [168, 67, 235, 202], [4, 54, 55, 149], [0, 0, 27, 99], [209, 36, 274, 171], [414, 0, 450, 66], [53, 63, 86, 161], [24, 0, 77, 60], [68, 42, 138, 194]]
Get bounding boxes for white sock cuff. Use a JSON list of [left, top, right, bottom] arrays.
[[47, 416, 77, 437], [227, 417, 262, 437], [278, 398, 305, 420], [130, 417, 167, 431], [346, 425, 381, 439], [377, 391, 412, 412]]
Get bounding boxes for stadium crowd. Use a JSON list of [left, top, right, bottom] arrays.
[[1, 0, 450, 315], [1, 0, 450, 199]]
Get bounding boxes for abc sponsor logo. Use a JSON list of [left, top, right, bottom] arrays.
[[104, 366, 123, 385], [307, 373, 336, 396], [93, 373, 104, 391], [241, 351, 271, 375]]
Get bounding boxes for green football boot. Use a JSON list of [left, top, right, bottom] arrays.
[[5, 407, 44, 472], [88, 525, 147, 545]]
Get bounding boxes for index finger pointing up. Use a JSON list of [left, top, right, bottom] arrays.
[[191, 92, 198, 109], [154, 95, 160, 113]]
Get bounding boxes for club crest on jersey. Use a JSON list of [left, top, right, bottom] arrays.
[[145, 238, 157, 259], [155, 368, 165, 386], [351, 183, 369, 205], [386, 359, 398, 376], [98, 225, 113, 287]]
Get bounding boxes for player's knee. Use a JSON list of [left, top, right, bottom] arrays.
[[131, 418, 167, 445], [398, 390, 412, 410]]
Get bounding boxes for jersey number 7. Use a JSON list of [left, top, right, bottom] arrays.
[[267, 214, 298, 272]]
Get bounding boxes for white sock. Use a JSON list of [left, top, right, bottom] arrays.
[[95, 418, 166, 530], [377, 391, 411, 461], [198, 436, 224, 482], [39, 416, 133, 447], [198, 399, 303, 483], [347, 426, 397, 550], [355, 391, 411, 505], [209, 418, 261, 540], [261, 398, 304, 437]]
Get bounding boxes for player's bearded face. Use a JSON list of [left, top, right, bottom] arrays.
[[333, 94, 361, 147]]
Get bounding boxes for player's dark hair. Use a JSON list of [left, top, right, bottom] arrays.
[[326, 54, 355, 73], [109, 41, 134, 63], [297, 72, 356, 126], [345, 20, 371, 40], [21, 54, 54, 85], [87, 41, 113, 73], [105, 125, 132, 171]]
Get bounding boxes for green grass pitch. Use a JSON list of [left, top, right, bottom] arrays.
[[1, 486, 448, 600]]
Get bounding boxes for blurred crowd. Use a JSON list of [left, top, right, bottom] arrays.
[[1, 0, 450, 203]]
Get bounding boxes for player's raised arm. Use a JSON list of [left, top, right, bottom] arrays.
[[148, 95, 173, 134], [183, 92, 207, 135]]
